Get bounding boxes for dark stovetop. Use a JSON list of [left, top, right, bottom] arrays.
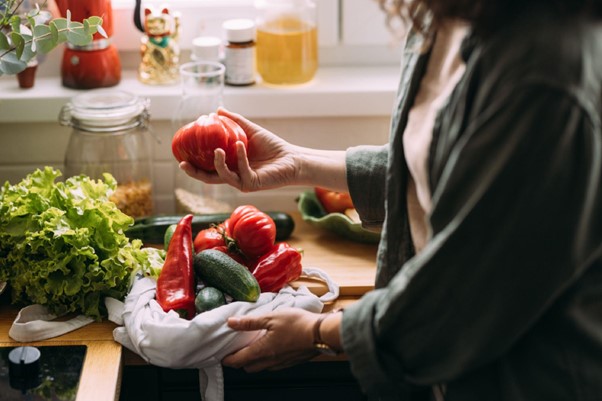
[[0, 345, 87, 401]]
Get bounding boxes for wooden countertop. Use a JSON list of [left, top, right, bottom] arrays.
[[0, 211, 378, 400]]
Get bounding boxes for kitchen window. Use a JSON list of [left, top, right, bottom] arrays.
[[110, 0, 402, 66], [0, 0, 404, 122]]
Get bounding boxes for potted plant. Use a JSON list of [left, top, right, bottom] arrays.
[[0, 0, 105, 87]]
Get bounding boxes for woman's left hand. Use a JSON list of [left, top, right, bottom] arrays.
[[222, 308, 319, 372]]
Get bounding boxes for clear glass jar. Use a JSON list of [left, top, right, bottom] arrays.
[[172, 61, 238, 215], [255, 0, 318, 86], [60, 90, 154, 218]]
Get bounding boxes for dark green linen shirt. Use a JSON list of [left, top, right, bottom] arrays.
[[343, 9, 602, 401]]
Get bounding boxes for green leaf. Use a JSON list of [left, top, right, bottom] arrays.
[[27, 16, 36, 29], [66, 21, 93, 47], [66, 29, 92, 47], [19, 32, 35, 58], [10, 32, 24, 59], [49, 21, 59, 42], [0, 32, 9, 50], [51, 18, 68, 31], [86, 16, 103, 26], [83, 19, 90, 35], [85, 16, 106, 38], [9, 16, 21, 32], [34, 24, 56, 54], [0, 52, 27, 75], [33, 24, 51, 38], [50, 19, 68, 42]]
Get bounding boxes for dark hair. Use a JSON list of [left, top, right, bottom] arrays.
[[377, 0, 602, 38]]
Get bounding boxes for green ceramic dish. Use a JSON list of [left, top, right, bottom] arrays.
[[297, 190, 381, 244]]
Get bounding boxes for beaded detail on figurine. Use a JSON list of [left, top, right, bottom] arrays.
[[138, 6, 180, 85]]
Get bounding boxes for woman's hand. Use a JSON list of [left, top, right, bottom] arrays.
[[179, 108, 301, 192], [222, 308, 319, 372]]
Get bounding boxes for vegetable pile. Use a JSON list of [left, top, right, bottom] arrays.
[[157, 205, 303, 318], [0, 167, 164, 320]]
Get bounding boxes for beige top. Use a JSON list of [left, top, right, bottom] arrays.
[[403, 20, 469, 252]]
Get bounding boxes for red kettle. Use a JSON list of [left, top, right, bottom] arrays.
[[55, 0, 121, 89]]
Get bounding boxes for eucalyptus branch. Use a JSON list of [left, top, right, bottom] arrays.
[[0, 0, 27, 29], [0, 11, 106, 75], [1, 18, 105, 57]]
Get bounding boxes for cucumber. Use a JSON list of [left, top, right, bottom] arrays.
[[195, 286, 227, 313], [126, 211, 295, 245], [194, 249, 260, 302], [163, 224, 177, 250]]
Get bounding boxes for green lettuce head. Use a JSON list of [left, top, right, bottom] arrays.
[[0, 167, 161, 320]]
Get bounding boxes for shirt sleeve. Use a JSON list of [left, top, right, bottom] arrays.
[[345, 144, 389, 230], [341, 84, 602, 396]]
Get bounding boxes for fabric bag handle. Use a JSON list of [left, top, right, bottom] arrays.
[[300, 267, 340, 303], [8, 304, 94, 342]]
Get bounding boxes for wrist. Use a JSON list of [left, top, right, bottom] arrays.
[[313, 310, 344, 355], [295, 148, 349, 191]]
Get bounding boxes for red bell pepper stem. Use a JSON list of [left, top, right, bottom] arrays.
[[156, 214, 196, 319]]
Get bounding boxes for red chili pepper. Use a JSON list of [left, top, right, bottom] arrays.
[[251, 242, 302, 293], [156, 214, 196, 319]]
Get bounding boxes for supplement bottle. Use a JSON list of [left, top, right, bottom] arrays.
[[222, 19, 256, 86]]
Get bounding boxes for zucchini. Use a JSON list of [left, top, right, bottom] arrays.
[[194, 249, 260, 302], [126, 211, 295, 245]]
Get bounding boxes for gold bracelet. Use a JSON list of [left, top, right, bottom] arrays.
[[312, 309, 343, 356]]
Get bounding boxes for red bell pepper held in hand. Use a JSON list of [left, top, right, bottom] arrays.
[[156, 214, 197, 319], [251, 242, 302, 293]]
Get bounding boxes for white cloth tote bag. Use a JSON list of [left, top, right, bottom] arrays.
[[111, 266, 339, 401]]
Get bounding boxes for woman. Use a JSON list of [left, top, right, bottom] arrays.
[[181, 0, 602, 399]]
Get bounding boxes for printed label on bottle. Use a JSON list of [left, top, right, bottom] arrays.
[[224, 46, 255, 85]]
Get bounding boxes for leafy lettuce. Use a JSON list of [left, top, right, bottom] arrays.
[[0, 167, 164, 320]]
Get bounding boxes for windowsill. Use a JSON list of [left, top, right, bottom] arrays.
[[0, 66, 400, 123]]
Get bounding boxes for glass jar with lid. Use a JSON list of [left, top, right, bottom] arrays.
[[60, 89, 154, 218]]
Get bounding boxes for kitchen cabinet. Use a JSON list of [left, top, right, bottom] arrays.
[[120, 362, 367, 401]]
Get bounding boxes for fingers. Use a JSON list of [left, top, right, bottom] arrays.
[[227, 315, 270, 331], [217, 107, 263, 135], [222, 309, 318, 372], [179, 162, 223, 184], [212, 149, 243, 189], [222, 317, 273, 370], [234, 142, 256, 191]]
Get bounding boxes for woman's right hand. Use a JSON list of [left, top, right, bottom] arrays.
[[179, 108, 301, 192]]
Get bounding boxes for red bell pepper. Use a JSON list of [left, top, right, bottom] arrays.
[[251, 242, 302, 293], [156, 214, 196, 319]]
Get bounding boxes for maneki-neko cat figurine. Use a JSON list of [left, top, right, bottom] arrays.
[[138, 6, 180, 85]]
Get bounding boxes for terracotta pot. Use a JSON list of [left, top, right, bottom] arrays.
[[16, 62, 38, 89]]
